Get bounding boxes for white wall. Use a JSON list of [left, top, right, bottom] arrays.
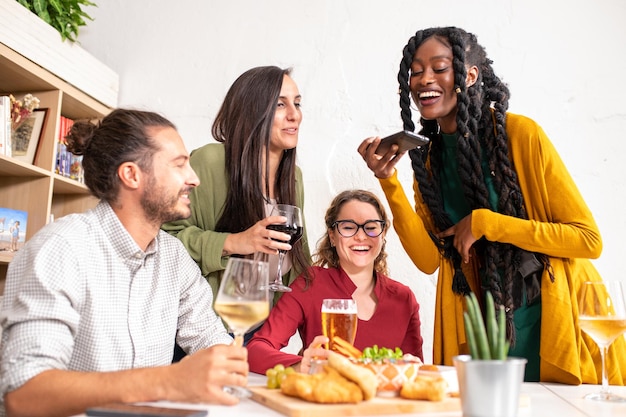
[[79, 0, 626, 363]]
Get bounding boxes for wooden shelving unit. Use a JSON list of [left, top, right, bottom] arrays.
[[0, 41, 115, 286]]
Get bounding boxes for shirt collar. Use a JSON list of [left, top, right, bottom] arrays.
[[94, 201, 158, 264]]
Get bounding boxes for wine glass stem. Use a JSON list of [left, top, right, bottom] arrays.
[[275, 250, 285, 285], [233, 333, 244, 347], [224, 332, 251, 398], [601, 345, 609, 394]]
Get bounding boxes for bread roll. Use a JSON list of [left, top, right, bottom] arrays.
[[400, 375, 447, 401], [327, 351, 378, 400], [280, 367, 363, 404]]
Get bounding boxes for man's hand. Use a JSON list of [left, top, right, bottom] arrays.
[[172, 344, 249, 405]]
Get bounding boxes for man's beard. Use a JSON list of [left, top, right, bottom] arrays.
[[141, 175, 190, 225]]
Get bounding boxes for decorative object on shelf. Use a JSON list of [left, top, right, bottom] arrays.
[[453, 292, 527, 417], [8, 93, 40, 159], [9, 93, 40, 131], [15, 0, 97, 42], [0, 95, 10, 156], [70, 153, 84, 183], [11, 108, 47, 164], [0, 207, 28, 252]]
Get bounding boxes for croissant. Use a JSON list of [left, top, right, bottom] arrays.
[[281, 366, 364, 404]]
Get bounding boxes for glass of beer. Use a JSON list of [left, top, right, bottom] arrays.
[[321, 298, 358, 352]]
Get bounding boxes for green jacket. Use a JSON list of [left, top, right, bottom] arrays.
[[162, 143, 310, 302]]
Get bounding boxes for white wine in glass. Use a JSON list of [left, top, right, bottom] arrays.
[[578, 280, 626, 402], [214, 258, 270, 398], [214, 257, 270, 346]]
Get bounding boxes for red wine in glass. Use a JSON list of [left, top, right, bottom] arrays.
[[266, 204, 303, 292], [267, 224, 303, 246]]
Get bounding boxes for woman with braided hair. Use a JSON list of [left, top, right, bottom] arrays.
[[358, 26, 626, 384]]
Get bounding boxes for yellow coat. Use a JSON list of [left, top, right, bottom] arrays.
[[379, 112, 626, 384]]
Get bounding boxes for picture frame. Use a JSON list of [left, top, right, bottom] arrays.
[[0, 207, 28, 252], [11, 108, 48, 164]]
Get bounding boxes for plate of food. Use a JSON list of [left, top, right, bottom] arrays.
[[250, 351, 460, 417]]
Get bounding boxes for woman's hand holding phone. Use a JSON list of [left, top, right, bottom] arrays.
[[357, 131, 429, 179]]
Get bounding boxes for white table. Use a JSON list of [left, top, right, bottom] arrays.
[[77, 374, 626, 417], [540, 383, 626, 417]]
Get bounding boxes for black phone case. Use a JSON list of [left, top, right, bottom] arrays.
[[375, 130, 429, 155], [86, 403, 208, 417]]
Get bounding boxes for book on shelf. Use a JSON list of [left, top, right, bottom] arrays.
[[0, 95, 10, 156], [0, 207, 28, 253], [55, 116, 83, 181]]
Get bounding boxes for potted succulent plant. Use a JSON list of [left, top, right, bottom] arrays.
[[453, 291, 527, 417]]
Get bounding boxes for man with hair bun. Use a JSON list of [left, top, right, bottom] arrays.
[[0, 108, 249, 417]]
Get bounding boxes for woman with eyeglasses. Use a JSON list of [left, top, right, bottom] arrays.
[[247, 189, 423, 374]]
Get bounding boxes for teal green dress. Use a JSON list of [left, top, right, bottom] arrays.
[[440, 133, 540, 381]]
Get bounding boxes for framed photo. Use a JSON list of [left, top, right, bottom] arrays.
[[11, 108, 48, 164], [0, 207, 28, 252]]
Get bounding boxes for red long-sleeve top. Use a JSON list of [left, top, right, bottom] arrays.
[[247, 266, 423, 374]]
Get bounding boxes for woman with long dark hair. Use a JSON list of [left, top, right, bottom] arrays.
[[163, 66, 311, 319], [358, 26, 626, 384]]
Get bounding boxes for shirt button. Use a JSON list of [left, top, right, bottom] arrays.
[[134, 252, 143, 259]]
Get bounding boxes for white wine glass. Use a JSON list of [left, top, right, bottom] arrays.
[[214, 258, 270, 398], [266, 204, 303, 292], [214, 257, 270, 346], [578, 280, 626, 402]]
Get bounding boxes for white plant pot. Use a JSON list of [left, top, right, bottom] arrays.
[[453, 355, 527, 417]]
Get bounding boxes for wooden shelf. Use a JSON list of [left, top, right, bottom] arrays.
[[0, 38, 116, 280], [0, 251, 13, 264], [0, 154, 49, 177]]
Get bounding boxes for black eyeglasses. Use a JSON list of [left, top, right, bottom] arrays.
[[332, 220, 386, 238]]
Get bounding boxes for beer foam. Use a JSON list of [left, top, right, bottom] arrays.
[[321, 304, 358, 313]]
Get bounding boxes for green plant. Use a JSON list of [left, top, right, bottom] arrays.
[[463, 291, 510, 360], [16, 0, 96, 42]]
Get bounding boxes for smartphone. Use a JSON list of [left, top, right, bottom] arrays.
[[86, 403, 208, 417], [374, 130, 430, 156]]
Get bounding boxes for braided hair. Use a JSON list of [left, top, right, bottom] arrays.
[[397, 27, 530, 343]]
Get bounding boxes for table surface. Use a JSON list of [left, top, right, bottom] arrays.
[[76, 374, 626, 417]]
